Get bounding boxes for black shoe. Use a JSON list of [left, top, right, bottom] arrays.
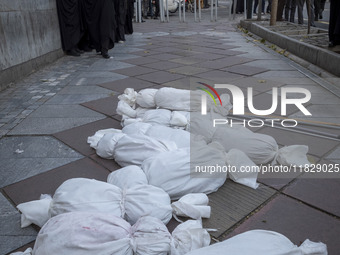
[[102, 52, 111, 59], [153, 16, 158, 19], [319, 12, 323, 19], [66, 49, 80, 57]]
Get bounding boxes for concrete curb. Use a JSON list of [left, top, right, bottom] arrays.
[[240, 20, 340, 77]]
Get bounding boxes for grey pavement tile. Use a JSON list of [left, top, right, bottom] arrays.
[[224, 195, 340, 255], [191, 52, 226, 61], [45, 93, 113, 105], [194, 70, 244, 83], [113, 66, 158, 76], [67, 75, 127, 86], [308, 93, 340, 105], [237, 51, 280, 60], [169, 66, 211, 75], [81, 96, 119, 117], [325, 146, 340, 161], [122, 56, 160, 65], [135, 71, 185, 84], [222, 64, 269, 76], [3, 158, 111, 206], [112, 54, 141, 61], [258, 127, 339, 158], [284, 177, 340, 217], [98, 77, 158, 93], [56, 85, 114, 95], [88, 60, 134, 71], [193, 56, 254, 69], [53, 118, 121, 156], [0, 194, 37, 255], [0, 136, 83, 187], [246, 60, 296, 71], [231, 77, 285, 92], [266, 77, 319, 85], [8, 116, 106, 135], [142, 61, 185, 71], [203, 180, 276, 238], [149, 53, 183, 60], [254, 70, 307, 78], [28, 105, 106, 118], [170, 57, 205, 65]]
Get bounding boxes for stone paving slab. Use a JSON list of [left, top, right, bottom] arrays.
[[3, 157, 111, 206], [98, 77, 158, 93], [204, 180, 276, 238], [53, 118, 121, 156], [0, 136, 83, 188], [223, 64, 269, 76], [284, 177, 340, 217], [224, 195, 340, 255], [0, 194, 37, 255], [135, 70, 185, 84], [113, 66, 158, 77], [81, 96, 119, 117]]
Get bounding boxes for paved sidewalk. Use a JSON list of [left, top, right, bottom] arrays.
[[1, 8, 340, 255]]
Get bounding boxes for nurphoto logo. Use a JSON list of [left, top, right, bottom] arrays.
[[199, 83, 312, 128]]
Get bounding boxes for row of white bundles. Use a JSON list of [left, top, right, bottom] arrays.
[[17, 166, 211, 228], [116, 88, 311, 167], [118, 87, 232, 114], [88, 126, 259, 199], [186, 230, 327, 255], [11, 213, 210, 255]]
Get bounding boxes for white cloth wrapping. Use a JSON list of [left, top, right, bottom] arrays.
[[17, 176, 172, 227], [18, 166, 212, 228], [141, 143, 228, 199], [88, 130, 177, 166], [11, 213, 210, 255], [185, 230, 327, 255], [212, 126, 311, 166]]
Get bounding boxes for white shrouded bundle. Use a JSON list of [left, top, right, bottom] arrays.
[[212, 126, 311, 166], [17, 166, 211, 228], [11, 213, 210, 255], [185, 230, 327, 255], [88, 129, 177, 166]]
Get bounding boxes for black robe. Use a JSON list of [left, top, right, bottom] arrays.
[[114, 0, 127, 42], [329, 0, 340, 44], [79, 0, 116, 52], [125, 0, 134, 35], [56, 0, 82, 51]]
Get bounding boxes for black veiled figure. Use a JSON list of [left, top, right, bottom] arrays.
[[125, 0, 134, 35], [114, 0, 127, 42], [80, 0, 117, 56], [56, 0, 82, 54]]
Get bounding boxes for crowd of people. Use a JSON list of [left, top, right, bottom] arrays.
[[232, 0, 327, 25], [232, 0, 339, 47], [56, 0, 134, 59]]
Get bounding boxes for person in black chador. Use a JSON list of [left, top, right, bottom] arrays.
[[125, 0, 134, 34], [329, 0, 340, 47], [56, 0, 83, 56], [114, 0, 127, 43], [80, 0, 117, 58]]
